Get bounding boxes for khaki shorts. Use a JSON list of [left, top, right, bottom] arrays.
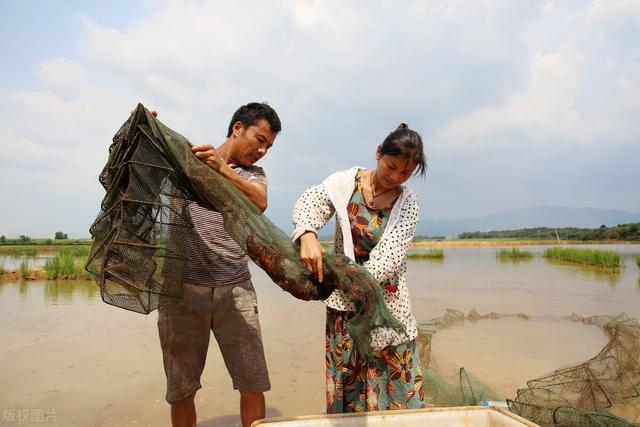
[[158, 280, 270, 404]]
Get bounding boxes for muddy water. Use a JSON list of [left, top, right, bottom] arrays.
[[0, 244, 639, 426]]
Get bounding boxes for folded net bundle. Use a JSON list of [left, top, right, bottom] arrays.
[[86, 104, 404, 356]]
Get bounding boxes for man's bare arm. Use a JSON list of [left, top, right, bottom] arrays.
[[192, 145, 267, 212]]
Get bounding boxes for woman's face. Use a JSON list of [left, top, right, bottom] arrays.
[[374, 151, 417, 190]]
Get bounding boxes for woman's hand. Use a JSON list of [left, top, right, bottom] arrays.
[[299, 231, 325, 283], [192, 144, 226, 172]]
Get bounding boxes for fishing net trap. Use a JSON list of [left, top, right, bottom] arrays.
[[416, 309, 640, 426], [85, 104, 404, 357]]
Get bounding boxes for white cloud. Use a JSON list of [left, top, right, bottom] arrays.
[[586, 0, 640, 25], [435, 48, 608, 149], [1, 0, 639, 236], [35, 57, 87, 90]]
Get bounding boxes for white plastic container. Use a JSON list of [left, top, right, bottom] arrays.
[[252, 406, 540, 427]]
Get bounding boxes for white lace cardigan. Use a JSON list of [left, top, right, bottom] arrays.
[[292, 166, 420, 349]]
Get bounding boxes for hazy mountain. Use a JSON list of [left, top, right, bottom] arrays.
[[418, 206, 640, 238]]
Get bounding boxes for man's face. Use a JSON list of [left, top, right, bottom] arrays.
[[232, 119, 277, 166]]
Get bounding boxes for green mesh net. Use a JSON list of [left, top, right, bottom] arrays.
[[86, 104, 403, 357], [416, 309, 640, 426], [417, 309, 505, 408], [508, 313, 640, 426]]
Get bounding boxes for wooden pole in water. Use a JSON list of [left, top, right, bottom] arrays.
[[544, 202, 561, 245]]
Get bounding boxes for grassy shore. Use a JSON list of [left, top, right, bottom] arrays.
[[543, 247, 620, 269], [19, 260, 30, 278], [0, 246, 92, 281], [411, 238, 633, 248], [0, 244, 91, 256], [44, 250, 92, 280]]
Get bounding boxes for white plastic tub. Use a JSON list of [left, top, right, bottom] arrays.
[[252, 406, 540, 427]]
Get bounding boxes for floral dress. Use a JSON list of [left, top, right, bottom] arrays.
[[325, 170, 425, 413]]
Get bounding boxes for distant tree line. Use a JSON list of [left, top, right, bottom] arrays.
[[458, 222, 640, 241], [413, 235, 447, 241], [0, 231, 92, 246]]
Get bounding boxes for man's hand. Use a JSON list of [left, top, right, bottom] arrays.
[[192, 144, 227, 172], [299, 231, 325, 283], [191, 144, 267, 212]]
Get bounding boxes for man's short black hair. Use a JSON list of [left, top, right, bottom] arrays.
[[226, 102, 282, 137]]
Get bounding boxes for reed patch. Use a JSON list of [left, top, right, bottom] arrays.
[[408, 249, 445, 260], [496, 248, 533, 259], [19, 260, 31, 278], [544, 247, 620, 269], [45, 250, 91, 279]]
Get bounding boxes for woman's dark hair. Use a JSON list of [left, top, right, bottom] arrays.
[[378, 123, 427, 177], [227, 102, 282, 137]]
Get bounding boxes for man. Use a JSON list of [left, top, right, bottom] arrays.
[[158, 103, 281, 427]]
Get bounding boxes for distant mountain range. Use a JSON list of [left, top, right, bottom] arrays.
[[418, 206, 640, 238]]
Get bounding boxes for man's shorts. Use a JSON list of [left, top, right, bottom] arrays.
[[158, 280, 270, 404]]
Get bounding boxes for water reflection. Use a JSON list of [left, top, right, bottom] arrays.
[[19, 281, 28, 299], [410, 257, 445, 264], [545, 258, 621, 287], [4, 280, 100, 304], [44, 280, 100, 304], [496, 257, 534, 266], [0, 254, 49, 269]]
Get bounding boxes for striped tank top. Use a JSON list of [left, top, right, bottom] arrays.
[[182, 165, 267, 286]]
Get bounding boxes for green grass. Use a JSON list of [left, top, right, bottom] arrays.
[[44, 250, 90, 279], [80, 268, 93, 280], [18, 260, 30, 278], [496, 248, 533, 259], [0, 261, 4, 275], [0, 247, 38, 256], [408, 249, 445, 260], [544, 247, 620, 269], [0, 245, 91, 256]]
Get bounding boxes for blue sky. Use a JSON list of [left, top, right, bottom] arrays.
[[1, 0, 639, 238]]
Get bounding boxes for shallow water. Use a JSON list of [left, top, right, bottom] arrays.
[[0, 244, 639, 426], [0, 253, 54, 270]]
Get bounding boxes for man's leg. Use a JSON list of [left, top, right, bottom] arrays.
[[212, 280, 271, 426], [158, 284, 213, 427], [171, 392, 196, 427], [240, 391, 265, 427]]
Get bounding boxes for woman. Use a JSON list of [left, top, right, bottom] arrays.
[[292, 124, 427, 413]]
